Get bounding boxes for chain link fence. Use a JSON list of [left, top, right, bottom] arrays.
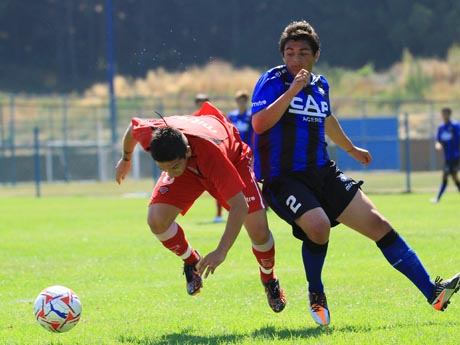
[[0, 95, 459, 192]]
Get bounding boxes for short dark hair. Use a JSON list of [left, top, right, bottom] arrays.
[[279, 20, 320, 55], [235, 89, 249, 100], [150, 127, 188, 162], [442, 107, 452, 115]]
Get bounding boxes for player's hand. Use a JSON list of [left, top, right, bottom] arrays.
[[348, 146, 372, 167], [435, 142, 442, 151], [115, 159, 131, 184], [289, 69, 311, 95], [197, 249, 227, 279]]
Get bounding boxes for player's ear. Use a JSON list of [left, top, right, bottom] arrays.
[[185, 145, 192, 159], [280, 47, 286, 62], [314, 50, 320, 63]]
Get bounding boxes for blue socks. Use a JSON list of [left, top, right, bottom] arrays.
[[301, 238, 328, 293], [301, 228, 435, 300], [437, 181, 447, 201], [377, 229, 435, 300]]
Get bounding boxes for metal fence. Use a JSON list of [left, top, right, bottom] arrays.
[[0, 95, 459, 189]]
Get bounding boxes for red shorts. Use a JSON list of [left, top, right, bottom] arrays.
[[149, 155, 265, 215]]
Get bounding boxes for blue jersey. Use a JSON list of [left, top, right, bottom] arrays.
[[251, 65, 332, 181], [227, 109, 253, 148], [437, 120, 460, 161]]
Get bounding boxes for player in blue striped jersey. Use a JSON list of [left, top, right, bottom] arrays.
[[251, 20, 460, 326], [432, 107, 460, 203], [252, 66, 331, 180], [228, 90, 254, 148]]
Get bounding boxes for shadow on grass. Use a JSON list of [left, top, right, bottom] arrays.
[[117, 320, 460, 345], [118, 325, 335, 345], [196, 220, 225, 225]]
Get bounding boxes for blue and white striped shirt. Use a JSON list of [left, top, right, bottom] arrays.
[[251, 65, 332, 181]]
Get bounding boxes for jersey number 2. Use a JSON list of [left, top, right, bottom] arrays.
[[286, 195, 302, 213]]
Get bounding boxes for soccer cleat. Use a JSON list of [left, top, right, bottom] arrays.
[[183, 254, 203, 296], [262, 278, 286, 313], [309, 292, 330, 326], [429, 272, 460, 311]]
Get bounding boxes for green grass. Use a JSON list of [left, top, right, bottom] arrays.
[[1, 187, 460, 344], [0, 170, 449, 198]]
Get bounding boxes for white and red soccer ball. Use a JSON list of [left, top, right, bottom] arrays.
[[33, 285, 82, 333]]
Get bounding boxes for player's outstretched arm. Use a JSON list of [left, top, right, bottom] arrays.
[[115, 124, 138, 185], [325, 114, 372, 167], [198, 192, 249, 278]]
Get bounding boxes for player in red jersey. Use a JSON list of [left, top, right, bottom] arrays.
[[193, 93, 224, 223], [115, 101, 286, 312]]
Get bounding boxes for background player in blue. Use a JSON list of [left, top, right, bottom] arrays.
[[228, 90, 253, 148], [251, 20, 460, 326], [432, 107, 460, 203]]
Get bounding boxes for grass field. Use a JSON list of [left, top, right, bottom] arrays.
[[0, 170, 449, 198], [1, 181, 460, 344]]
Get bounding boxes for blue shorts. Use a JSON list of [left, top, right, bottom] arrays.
[[444, 158, 460, 174], [262, 160, 362, 241]]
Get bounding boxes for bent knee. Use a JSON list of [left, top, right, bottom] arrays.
[[247, 227, 271, 244], [297, 211, 331, 243], [147, 204, 180, 234], [244, 210, 271, 244], [147, 213, 172, 234], [305, 220, 331, 241]]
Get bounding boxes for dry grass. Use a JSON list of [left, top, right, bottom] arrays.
[[3, 47, 460, 146], [83, 60, 262, 104], [2, 46, 460, 106], [79, 44, 460, 104]]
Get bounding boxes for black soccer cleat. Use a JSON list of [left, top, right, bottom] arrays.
[[262, 278, 286, 313], [309, 292, 330, 326], [429, 272, 460, 311], [183, 253, 203, 296]]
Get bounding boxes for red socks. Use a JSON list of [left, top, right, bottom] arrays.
[[156, 222, 276, 283], [252, 233, 276, 283], [155, 222, 199, 265]]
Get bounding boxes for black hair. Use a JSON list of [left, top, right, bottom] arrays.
[[150, 127, 188, 162], [279, 20, 320, 55], [442, 107, 452, 115]]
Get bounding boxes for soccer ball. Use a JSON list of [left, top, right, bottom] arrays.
[[33, 285, 82, 333]]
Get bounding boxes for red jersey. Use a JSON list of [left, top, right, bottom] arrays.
[[131, 102, 251, 202]]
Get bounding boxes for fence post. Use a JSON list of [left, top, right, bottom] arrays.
[[34, 127, 41, 198], [9, 94, 16, 185], [428, 101, 436, 171], [46, 143, 53, 182], [105, 0, 117, 145], [0, 105, 5, 184], [62, 95, 70, 181], [97, 120, 107, 181], [404, 112, 412, 193]]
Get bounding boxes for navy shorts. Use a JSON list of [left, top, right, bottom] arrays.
[[444, 158, 460, 174], [262, 160, 362, 241]]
